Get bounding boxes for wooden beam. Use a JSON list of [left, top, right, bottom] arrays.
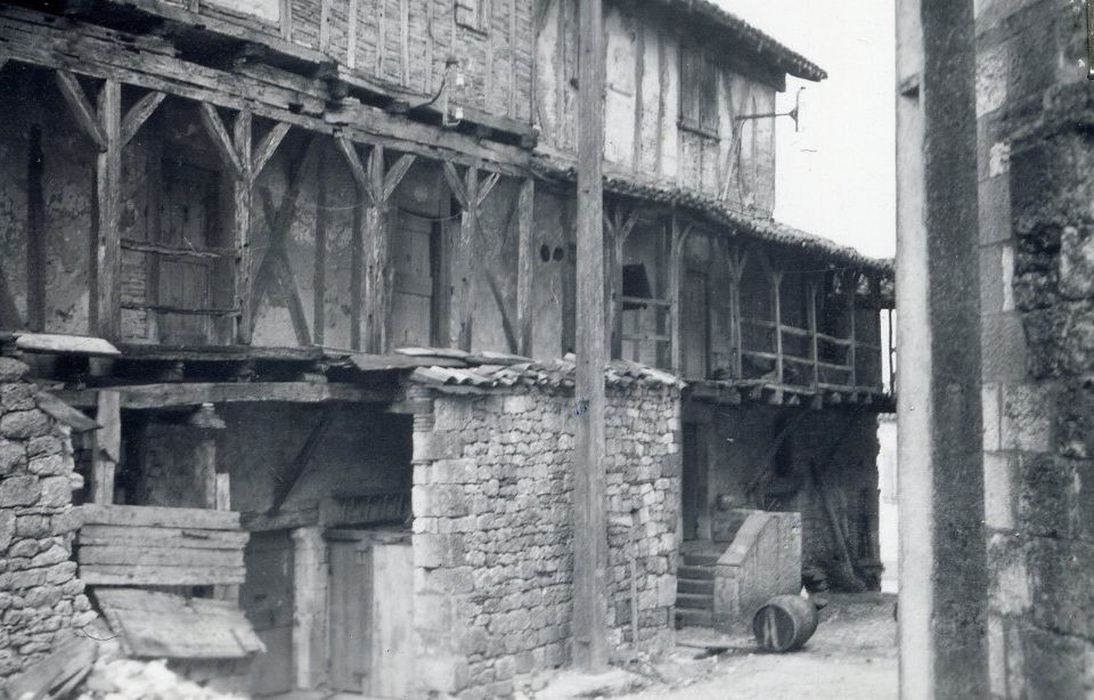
[[252, 122, 291, 176], [771, 269, 784, 384], [516, 177, 535, 357], [95, 78, 122, 340], [337, 137, 367, 350], [231, 109, 254, 343], [573, 0, 608, 672], [313, 154, 328, 345], [728, 246, 746, 378], [119, 90, 165, 147], [56, 382, 394, 410], [807, 278, 819, 389], [270, 407, 334, 513], [92, 389, 120, 504], [54, 70, 106, 150], [198, 103, 243, 176], [669, 216, 693, 374], [846, 270, 859, 387], [26, 124, 45, 332]]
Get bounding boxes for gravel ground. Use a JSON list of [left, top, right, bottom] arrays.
[[619, 593, 898, 700]]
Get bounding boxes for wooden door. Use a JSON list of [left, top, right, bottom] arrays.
[[328, 534, 372, 693], [156, 162, 220, 345], [390, 213, 435, 348], [241, 530, 294, 696], [682, 270, 710, 378], [369, 541, 414, 698]]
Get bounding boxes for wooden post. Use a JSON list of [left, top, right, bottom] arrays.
[[771, 269, 784, 384], [846, 270, 858, 388], [516, 177, 536, 357], [669, 216, 693, 375], [807, 278, 819, 389], [573, 0, 608, 672], [313, 154, 328, 345], [605, 205, 639, 360], [337, 138, 415, 353], [443, 162, 500, 352], [727, 247, 747, 378], [26, 124, 45, 332], [92, 390, 120, 504], [96, 80, 121, 340]]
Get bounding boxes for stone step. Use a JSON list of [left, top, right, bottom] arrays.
[[678, 565, 715, 581], [677, 578, 714, 596], [682, 553, 720, 567], [675, 593, 713, 610], [675, 608, 713, 629]]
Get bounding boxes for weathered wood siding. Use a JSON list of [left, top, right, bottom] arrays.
[[160, 0, 534, 123], [535, 0, 778, 215]]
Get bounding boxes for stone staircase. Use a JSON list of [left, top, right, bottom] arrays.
[[675, 547, 720, 628]]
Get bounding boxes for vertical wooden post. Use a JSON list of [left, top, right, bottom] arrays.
[[669, 216, 692, 375], [516, 177, 536, 357], [573, 0, 608, 672], [313, 154, 328, 345], [807, 278, 819, 389], [350, 185, 364, 350], [846, 270, 858, 388], [231, 110, 253, 344], [771, 269, 783, 384], [26, 124, 45, 332], [292, 527, 328, 690], [458, 167, 478, 351], [727, 247, 745, 379], [96, 80, 122, 340], [92, 390, 120, 505]]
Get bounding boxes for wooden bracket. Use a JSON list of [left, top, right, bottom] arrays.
[[54, 70, 107, 151], [119, 91, 166, 147]]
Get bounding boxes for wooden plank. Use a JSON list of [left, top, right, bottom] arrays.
[[91, 389, 119, 504], [197, 103, 243, 176], [96, 78, 122, 339], [3, 635, 97, 700], [77, 503, 241, 529], [36, 392, 99, 432], [78, 523, 248, 547], [516, 178, 535, 357], [347, 0, 358, 68], [119, 90, 165, 146], [846, 270, 858, 387], [252, 122, 291, 176], [80, 563, 246, 585], [26, 124, 45, 331], [56, 382, 393, 410], [78, 544, 243, 568], [318, 0, 331, 53], [54, 70, 106, 150], [807, 279, 819, 388], [573, 0, 608, 671], [232, 109, 254, 344], [669, 217, 693, 374]]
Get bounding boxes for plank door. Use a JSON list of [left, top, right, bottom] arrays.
[[369, 541, 414, 698], [328, 534, 372, 693], [682, 270, 710, 379], [389, 214, 435, 348], [156, 162, 220, 345], [241, 530, 294, 696]]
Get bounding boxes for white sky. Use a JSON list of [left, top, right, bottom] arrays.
[[717, 0, 897, 259]]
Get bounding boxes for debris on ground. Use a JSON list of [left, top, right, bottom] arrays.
[[76, 658, 246, 700]]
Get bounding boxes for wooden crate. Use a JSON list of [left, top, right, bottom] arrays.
[[76, 505, 247, 586]]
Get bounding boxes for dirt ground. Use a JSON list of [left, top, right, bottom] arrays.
[[618, 593, 898, 700]]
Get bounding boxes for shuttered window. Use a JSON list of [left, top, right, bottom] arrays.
[[679, 49, 719, 137], [456, 0, 486, 31]]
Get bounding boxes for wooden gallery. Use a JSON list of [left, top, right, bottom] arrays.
[[0, 0, 894, 697]]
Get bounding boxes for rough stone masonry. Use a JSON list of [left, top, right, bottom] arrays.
[[0, 357, 94, 678], [410, 376, 681, 699]]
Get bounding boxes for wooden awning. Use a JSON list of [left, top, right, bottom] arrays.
[[95, 588, 264, 660]]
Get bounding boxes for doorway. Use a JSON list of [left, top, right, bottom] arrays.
[[681, 423, 709, 541]]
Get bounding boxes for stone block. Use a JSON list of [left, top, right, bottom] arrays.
[[433, 458, 477, 485], [1058, 224, 1094, 300], [0, 441, 23, 476], [981, 313, 1028, 383], [983, 452, 1015, 530], [0, 411, 50, 440], [1021, 625, 1094, 700], [0, 384, 35, 412], [50, 508, 81, 535], [1001, 383, 1053, 452], [0, 360, 29, 383], [416, 654, 469, 695], [29, 544, 69, 569], [27, 455, 67, 477], [986, 533, 1031, 616], [38, 477, 72, 508], [1029, 537, 1094, 639], [1016, 454, 1073, 537], [25, 436, 61, 459], [0, 476, 40, 507]]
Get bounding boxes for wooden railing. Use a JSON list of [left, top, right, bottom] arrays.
[[740, 317, 884, 393]]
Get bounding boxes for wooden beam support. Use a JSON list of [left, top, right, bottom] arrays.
[[54, 70, 107, 150], [516, 177, 536, 357], [313, 154, 328, 345], [605, 203, 640, 360], [252, 122, 291, 176], [727, 246, 747, 378], [198, 103, 244, 177], [119, 90, 165, 147], [91, 389, 120, 504], [669, 216, 694, 375], [95, 78, 122, 339], [573, 0, 608, 672], [771, 269, 784, 384], [444, 162, 500, 352], [846, 270, 859, 387], [807, 278, 819, 389], [270, 407, 335, 513], [56, 382, 395, 410]]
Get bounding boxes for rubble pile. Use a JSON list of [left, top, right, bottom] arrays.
[[77, 658, 244, 700]]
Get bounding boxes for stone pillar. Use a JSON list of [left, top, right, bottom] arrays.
[[896, 0, 988, 696], [291, 526, 326, 690]]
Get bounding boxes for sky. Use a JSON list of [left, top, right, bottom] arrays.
[[716, 1, 897, 259]]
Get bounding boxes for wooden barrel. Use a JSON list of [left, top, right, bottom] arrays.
[[752, 594, 819, 652]]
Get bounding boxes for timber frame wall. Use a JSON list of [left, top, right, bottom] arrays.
[[0, 1, 893, 398]]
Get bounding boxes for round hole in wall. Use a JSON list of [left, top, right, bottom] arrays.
[[553, 246, 564, 261], [540, 244, 551, 262]]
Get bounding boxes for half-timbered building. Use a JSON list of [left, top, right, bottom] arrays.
[[0, 0, 893, 696]]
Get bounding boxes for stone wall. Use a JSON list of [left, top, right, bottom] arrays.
[[0, 357, 94, 678], [411, 380, 681, 699], [975, 0, 1094, 696]]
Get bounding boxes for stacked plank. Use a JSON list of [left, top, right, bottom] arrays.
[[75, 505, 247, 585]]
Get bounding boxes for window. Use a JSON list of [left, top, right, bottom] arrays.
[[679, 49, 719, 137], [456, 0, 486, 32]]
